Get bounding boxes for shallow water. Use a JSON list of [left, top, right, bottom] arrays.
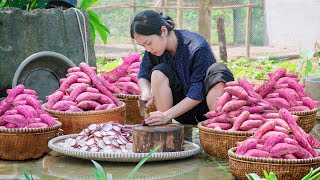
[[1, 119, 319, 180]]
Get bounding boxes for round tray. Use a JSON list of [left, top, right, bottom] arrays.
[[48, 134, 200, 162]]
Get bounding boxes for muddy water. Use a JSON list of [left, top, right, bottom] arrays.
[[1, 120, 319, 180]]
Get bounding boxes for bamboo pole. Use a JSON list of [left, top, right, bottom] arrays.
[[177, 0, 183, 29], [245, 0, 252, 60], [199, 0, 211, 43]]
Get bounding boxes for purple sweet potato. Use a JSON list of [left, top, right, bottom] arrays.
[[241, 105, 264, 114], [285, 72, 298, 78], [13, 94, 37, 102], [281, 153, 297, 159], [273, 125, 289, 134], [3, 114, 28, 128], [278, 89, 297, 107], [6, 85, 25, 103], [239, 119, 264, 131], [288, 106, 311, 112], [262, 133, 286, 152], [77, 78, 91, 84], [266, 98, 290, 110], [67, 67, 81, 73], [70, 84, 91, 102], [266, 93, 280, 99], [279, 109, 318, 157], [46, 91, 64, 109], [97, 94, 113, 104], [40, 113, 57, 126], [75, 92, 101, 103], [204, 114, 229, 125], [116, 82, 141, 95], [98, 76, 121, 94], [12, 100, 27, 106], [301, 97, 318, 109], [264, 118, 290, 130], [287, 79, 305, 97], [127, 61, 141, 71], [245, 97, 259, 106], [128, 73, 138, 84], [106, 104, 117, 109], [261, 131, 289, 141], [15, 105, 36, 123], [227, 110, 243, 117], [206, 122, 232, 130], [86, 87, 100, 93], [59, 74, 78, 92], [222, 100, 247, 113], [230, 111, 251, 131], [66, 105, 84, 112], [238, 78, 262, 99], [283, 138, 298, 146], [224, 86, 249, 100], [5, 123, 16, 128], [293, 146, 313, 159], [204, 111, 223, 118], [79, 62, 121, 106], [235, 138, 258, 155], [244, 149, 270, 158], [4, 110, 18, 115], [77, 100, 101, 110], [253, 121, 276, 139], [215, 92, 232, 112], [270, 143, 299, 157], [225, 81, 239, 87], [95, 104, 110, 111], [52, 100, 77, 111], [67, 71, 91, 81], [26, 122, 49, 128], [249, 114, 264, 120], [26, 96, 45, 114]]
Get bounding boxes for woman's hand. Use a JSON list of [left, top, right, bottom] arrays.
[[144, 111, 171, 126]]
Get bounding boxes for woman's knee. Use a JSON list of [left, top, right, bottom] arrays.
[[151, 70, 169, 84]]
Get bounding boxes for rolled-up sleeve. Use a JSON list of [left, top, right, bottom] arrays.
[[186, 47, 215, 100], [138, 52, 153, 81]]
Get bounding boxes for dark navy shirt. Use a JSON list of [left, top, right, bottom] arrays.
[[138, 30, 216, 101]]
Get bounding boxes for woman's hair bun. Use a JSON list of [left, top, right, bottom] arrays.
[[160, 12, 175, 28]]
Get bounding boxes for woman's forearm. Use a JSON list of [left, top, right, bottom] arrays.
[[163, 97, 201, 120]]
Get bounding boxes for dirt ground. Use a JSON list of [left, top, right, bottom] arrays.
[[95, 43, 301, 60]]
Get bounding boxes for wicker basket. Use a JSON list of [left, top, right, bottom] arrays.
[[0, 121, 62, 160], [43, 102, 126, 134], [115, 94, 157, 125], [228, 147, 320, 180], [198, 121, 253, 158], [116, 94, 141, 124], [292, 108, 318, 133]]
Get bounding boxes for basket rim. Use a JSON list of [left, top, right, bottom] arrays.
[[291, 108, 318, 116], [197, 121, 254, 136], [0, 121, 62, 133], [42, 101, 126, 116], [115, 94, 140, 100], [228, 147, 320, 164]]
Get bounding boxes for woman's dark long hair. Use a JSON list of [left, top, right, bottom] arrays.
[[130, 10, 175, 38]]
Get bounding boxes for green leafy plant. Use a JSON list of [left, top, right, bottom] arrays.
[[78, 0, 110, 45], [23, 145, 161, 180], [246, 167, 320, 180], [0, 0, 46, 10]]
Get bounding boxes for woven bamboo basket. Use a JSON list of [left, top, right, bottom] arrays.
[[0, 121, 62, 160], [198, 121, 254, 158], [116, 94, 141, 124], [228, 147, 320, 180], [292, 108, 318, 133], [43, 102, 126, 134], [115, 94, 157, 125]]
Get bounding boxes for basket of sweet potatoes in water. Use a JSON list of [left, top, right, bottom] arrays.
[[0, 85, 62, 160], [199, 69, 319, 158], [43, 62, 126, 134], [228, 109, 320, 180]]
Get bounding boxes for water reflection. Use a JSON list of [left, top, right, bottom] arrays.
[[42, 152, 202, 179]]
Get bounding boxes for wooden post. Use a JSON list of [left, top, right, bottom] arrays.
[[217, 17, 227, 61], [245, 0, 252, 59], [199, 0, 211, 43], [177, 0, 183, 29], [163, 0, 168, 14], [131, 0, 138, 52]]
